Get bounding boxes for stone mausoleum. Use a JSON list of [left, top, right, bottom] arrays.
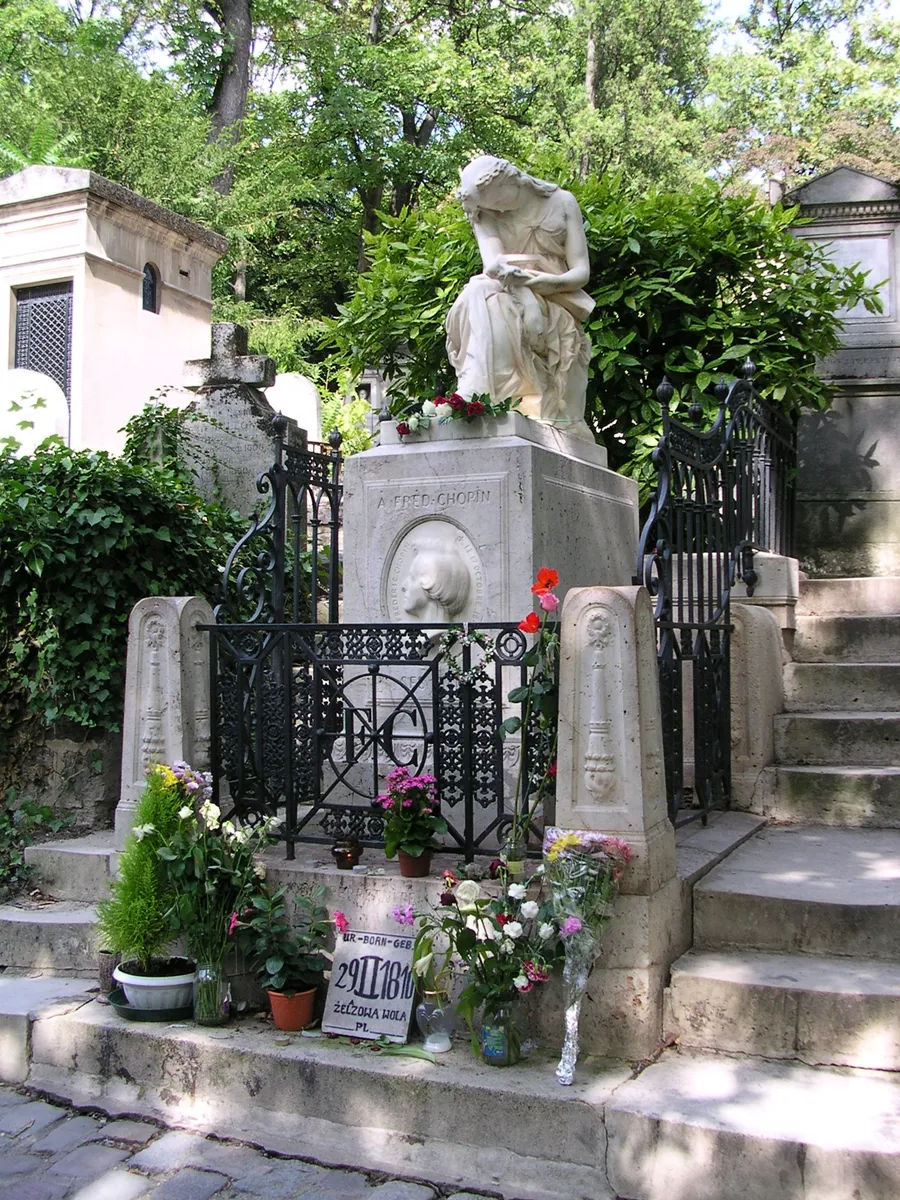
[[0, 165, 227, 452]]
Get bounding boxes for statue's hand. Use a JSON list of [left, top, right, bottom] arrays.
[[487, 258, 533, 285], [522, 271, 563, 295]]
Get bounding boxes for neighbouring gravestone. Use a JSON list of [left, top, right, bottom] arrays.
[[787, 166, 900, 576], [115, 595, 213, 849], [321, 927, 416, 1042], [265, 372, 322, 442], [182, 323, 304, 515], [0, 368, 69, 452]]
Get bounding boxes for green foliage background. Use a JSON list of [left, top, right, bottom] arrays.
[[0, 445, 244, 743]]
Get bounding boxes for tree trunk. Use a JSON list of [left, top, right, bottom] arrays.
[[580, 23, 599, 179], [207, 0, 253, 195]]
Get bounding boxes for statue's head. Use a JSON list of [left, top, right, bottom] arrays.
[[457, 156, 556, 220], [401, 539, 470, 621]]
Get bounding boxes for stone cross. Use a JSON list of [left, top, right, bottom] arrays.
[[183, 322, 275, 391]]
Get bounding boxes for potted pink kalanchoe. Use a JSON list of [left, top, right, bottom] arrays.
[[378, 766, 448, 877]]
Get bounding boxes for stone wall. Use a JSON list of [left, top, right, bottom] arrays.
[[3, 723, 121, 831]]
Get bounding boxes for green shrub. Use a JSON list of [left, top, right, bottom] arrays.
[[0, 793, 72, 899], [0, 443, 245, 744]]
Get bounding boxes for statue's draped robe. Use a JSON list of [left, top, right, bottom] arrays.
[[446, 191, 594, 427]]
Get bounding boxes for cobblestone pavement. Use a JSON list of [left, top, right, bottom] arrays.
[[0, 1086, 493, 1200]]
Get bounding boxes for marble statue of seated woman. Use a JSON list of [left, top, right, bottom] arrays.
[[446, 155, 595, 440]]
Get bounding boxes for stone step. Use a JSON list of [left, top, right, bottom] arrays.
[[772, 766, 900, 827], [783, 662, 900, 712], [797, 575, 900, 617], [606, 1048, 900, 1200], [774, 710, 900, 766], [668, 949, 900, 1069], [25, 832, 116, 902], [26, 991, 627, 1200], [693, 826, 900, 959], [792, 614, 900, 663], [0, 974, 97, 1083], [0, 901, 99, 973]]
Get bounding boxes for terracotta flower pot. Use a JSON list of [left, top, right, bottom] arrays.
[[268, 986, 317, 1032], [397, 849, 432, 878]]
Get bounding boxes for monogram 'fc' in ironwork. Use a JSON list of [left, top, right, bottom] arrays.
[[634, 360, 796, 825]]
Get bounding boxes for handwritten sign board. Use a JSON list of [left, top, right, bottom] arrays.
[[321, 928, 416, 1043]]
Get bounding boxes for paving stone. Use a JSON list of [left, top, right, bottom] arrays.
[[49, 1143, 130, 1178], [69, 1169, 156, 1200], [0, 1176, 70, 1200], [152, 1167, 229, 1200], [0, 1091, 29, 1109], [33, 1115, 101, 1153], [0, 1151, 42, 1178], [180, 1141, 268, 1178], [294, 1170, 370, 1197], [0, 1101, 66, 1137], [368, 1184, 437, 1200], [92, 1120, 158, 1146], [227, 1160, 325, 1198], [128, 1132, 210, 1173], [445, 1194, 491, 1199]]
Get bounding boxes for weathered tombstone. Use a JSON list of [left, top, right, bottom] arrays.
[[182, 322, 304, 514], [265, 372, 321, 442], [787, 166, 900, 575], [115, 595, 213, 848], [0, 368, 69, 452]]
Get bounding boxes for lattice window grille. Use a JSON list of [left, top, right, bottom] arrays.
[[14, 282, 74, 406]]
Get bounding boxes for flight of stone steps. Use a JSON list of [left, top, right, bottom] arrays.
[[620, 577, 900, 1199]]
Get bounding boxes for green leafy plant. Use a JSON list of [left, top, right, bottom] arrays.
[[237, 886, 332, 996], [0, 793, 72, 900], [95, 766, 186, 970]]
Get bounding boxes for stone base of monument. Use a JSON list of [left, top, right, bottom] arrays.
[[343, 414, 638, 625]]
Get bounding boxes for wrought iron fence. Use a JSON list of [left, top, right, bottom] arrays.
[[216, 413, 342, 625], [634, 362, 796, 825], [205, 622, 553, 860]]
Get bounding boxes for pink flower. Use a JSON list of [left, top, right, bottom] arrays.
[[524, 960, 550, 982], [334, 910, 349, 935], [392, 904, 415, 926], [396, 422, 411, 437], [538, 591, 559, 612], [227, 911, 239, 936], [560, 915, 583, 937]]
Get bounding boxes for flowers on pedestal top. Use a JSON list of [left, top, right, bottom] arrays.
[[395, 392, 519, 437]]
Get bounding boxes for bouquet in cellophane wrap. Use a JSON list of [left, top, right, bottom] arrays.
[[542, 827, 632, 1084]]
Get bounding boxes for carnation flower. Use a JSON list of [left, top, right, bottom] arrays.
[[253, 862, 266, 879], [504, 921, 524, 940], [524, 960, 550, 982], [407, 412, 421, 432], [455, 880, 482, 907], [392, 904, 415, 926], [507, 882, 526, 901], [333, 910, 349, 935], [501, 938, 515, 954], [521, 900, 539, 920], [560, 915, 583, 937], [539, 922, 555, 940], [514, 974, 533, 993]]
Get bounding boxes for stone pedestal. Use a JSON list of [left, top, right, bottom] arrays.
[[552, 585, 684, 1059], [115, 595, 213, 848], [343, 414, 638, 624], [728, 602, 785, 809]]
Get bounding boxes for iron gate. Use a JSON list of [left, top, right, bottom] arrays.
[[634, 362, 796, 825]]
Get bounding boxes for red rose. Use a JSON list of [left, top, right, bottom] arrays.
[[466, 400, 485, 418], [489, 858, 503, 880], [434, 395, 448, 405], [396, 421, 411, 436], [496, 913, 510, 927], [518, 611, 540, 634], [448, 393, 466, 411], [440, 892, 455, 906]]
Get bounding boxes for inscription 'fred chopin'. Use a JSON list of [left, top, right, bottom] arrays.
[[378, 488, 492, 511]]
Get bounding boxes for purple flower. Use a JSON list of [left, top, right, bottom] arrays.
[[392, 904, 415, 926], [560, 915, 583, 937]]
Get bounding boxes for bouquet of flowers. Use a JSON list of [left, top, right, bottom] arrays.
[[410, 866, 561, 1062], [378, 766, 448, 861], [396, 393, 518, 437], [542, 826, 632, 1084]]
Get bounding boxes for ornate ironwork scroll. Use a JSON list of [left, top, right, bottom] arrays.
[[205, 621, 551, 861], [634, 361, 796, 825], [216, 414, 342, 625]]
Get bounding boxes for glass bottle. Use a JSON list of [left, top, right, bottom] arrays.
[[480, 1000, 521, 1066], [415, 991, 454, 1053]]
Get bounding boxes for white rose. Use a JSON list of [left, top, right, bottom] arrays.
[[507, 883, 526, 901], [455, 880, 482, 907], [407, 412, 421, 432], [421, 400, 437, 417], [504, 921, 524, 940], [539, 922, 555, 940], [435, 403, 453, 421], [520, 900, 539, 920]]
